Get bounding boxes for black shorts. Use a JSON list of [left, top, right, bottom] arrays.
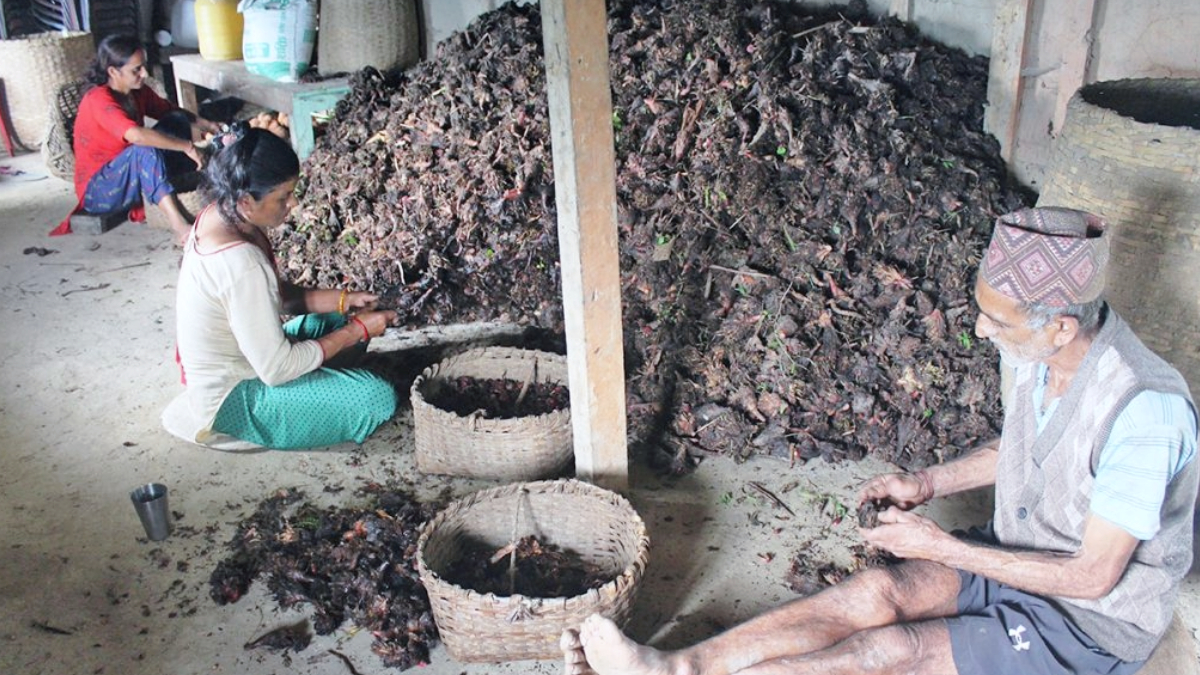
[[946, 570, 1144, 675]]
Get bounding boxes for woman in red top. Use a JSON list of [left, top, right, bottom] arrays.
[[66, 35, 221, 241]]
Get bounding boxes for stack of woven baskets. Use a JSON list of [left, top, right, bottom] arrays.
[[0, 31, 93, 149], [1038, 78, 1200, 394]]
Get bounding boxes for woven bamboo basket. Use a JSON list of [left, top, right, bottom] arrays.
[[411, 346, 573, 480], [317, 0, 420, 75], [41, 80, 89, 179], [1037, 79, 1200, 393], [0, 31, 93, 147], [417, 479, 650, 663], [146, 188, 206, 232]]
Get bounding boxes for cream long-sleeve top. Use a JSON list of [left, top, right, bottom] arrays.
[[174, 232, 323, 442]]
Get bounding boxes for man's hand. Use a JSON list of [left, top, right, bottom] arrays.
[[857, 471, 933, 510], [861, 507, 954, 561]]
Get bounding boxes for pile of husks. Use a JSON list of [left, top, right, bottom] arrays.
[[425, 376, 570, 418], [443, 535, 608, 598], [209, 487, 440, 670], [276, 0, 1032, 472]]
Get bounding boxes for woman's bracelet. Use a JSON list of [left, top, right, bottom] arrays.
[[337, 289, 349, 315], [350, 316, 371, 343]]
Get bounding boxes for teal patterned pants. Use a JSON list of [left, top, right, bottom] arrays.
[[212, 313, 396, 449]]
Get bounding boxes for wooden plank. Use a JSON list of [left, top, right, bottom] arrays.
[[540, 0, 629, 490], [169, 54, 350, 159], [1053, 0, 1098, 135], [168, 55, 348, 115], [889, 0, 913, 23], [984, 0, 1034, 164]]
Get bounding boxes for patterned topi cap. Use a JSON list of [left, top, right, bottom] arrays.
[[980, 207, 1109, 307]]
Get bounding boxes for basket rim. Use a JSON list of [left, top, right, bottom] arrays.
[[1074, 77, 1200, 133], [411, 346, 570, 425], [416, 478, 650, 606], [0, 30, 91, 42]]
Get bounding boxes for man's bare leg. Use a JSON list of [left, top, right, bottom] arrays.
[[562, 560, 961, 675], [155, 192, 193, 245], [736, 621, 957, 675]]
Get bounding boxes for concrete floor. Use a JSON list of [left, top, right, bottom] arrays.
[[1, 149, 1198, 675]]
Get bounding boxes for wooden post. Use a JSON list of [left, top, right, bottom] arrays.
[[985, 0, 1034, 164], [540, 0, 629, 490], [889, 0, 913, 23], [1052, 0, 1098, 136]]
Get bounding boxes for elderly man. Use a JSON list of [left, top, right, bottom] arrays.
[[561, 207, 1198, 675]]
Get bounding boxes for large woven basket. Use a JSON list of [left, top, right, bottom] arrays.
[[41, 80, 89, 179], [0, 32, 93, 147], [317, 0, 419, 75], [417, 479, 650, 663], [411, 346, 573, 480], [146, 188, 206, 232], [1038, 79, 1200, 393]]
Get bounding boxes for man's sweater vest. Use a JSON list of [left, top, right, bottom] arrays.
[[994, 309, 1198, 661]]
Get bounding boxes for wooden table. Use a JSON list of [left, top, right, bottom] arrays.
[[169, 54, 350, 160]]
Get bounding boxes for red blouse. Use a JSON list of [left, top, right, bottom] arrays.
[[72, 85, 175, 199]]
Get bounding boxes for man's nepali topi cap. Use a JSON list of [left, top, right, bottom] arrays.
[[979, 207, 1109, 307]]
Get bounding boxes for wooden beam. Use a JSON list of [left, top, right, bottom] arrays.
[[1053, 0, 1098, 135], [540, 0, 629, 491], [985, 0, 1034, 164], [889, 0, 913, 24]]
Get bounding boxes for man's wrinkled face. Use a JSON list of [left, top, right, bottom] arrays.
[[973, 278, 1059, 367]]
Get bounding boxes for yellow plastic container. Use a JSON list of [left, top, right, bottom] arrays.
[[195, 0, 243, 61]]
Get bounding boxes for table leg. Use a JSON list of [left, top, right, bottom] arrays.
[[175, 76, 199, 113], [290, 87, 350, 160]]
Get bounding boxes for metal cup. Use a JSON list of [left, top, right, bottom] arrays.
[[130, 483, 172, 541]]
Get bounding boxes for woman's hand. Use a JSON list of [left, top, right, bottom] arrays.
[[183, 141, 203, 169], [351, 310, 397, 339], [194, 117, 224, 136], [318, 310, 398, 361], [345, 291, 379, 312], [857, 471, 934, 510], [326, 288, 380, 315]]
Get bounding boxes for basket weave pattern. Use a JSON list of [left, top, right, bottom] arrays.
[[317, 0, 419, 75], [417, 479, 650, 663], [1038, 79, 1200, 393], [41, 80, 89, 179], [411, 347, 572, 480], [146, 188, 205, 232], [0, 31, 93, 147]]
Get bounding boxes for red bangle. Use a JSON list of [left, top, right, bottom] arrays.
[[350, 316, 370, 343]]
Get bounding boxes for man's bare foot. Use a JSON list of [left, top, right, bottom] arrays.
[[577, 614, 677, 675], [562, 628, 597, 675]]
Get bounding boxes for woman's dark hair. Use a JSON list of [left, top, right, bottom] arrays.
[[203, 128, 300, 231], [86, 34, 144, 85]]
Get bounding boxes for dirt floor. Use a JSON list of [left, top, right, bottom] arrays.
[[1, 149, 1198, 675]]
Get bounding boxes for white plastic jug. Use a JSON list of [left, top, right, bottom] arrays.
[[170, 0, 200, 50]]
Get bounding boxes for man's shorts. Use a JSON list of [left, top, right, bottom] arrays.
[[946, 570, 1145, 675]]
